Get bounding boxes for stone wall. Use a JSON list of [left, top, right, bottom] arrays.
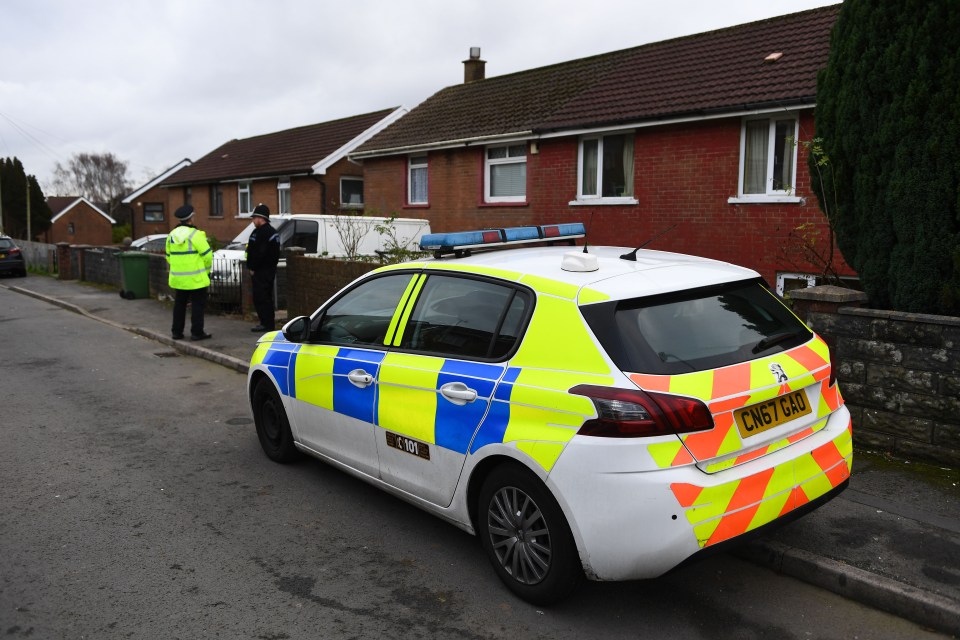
[[793, 287, 960, 466], [82, 248, 121, 286]]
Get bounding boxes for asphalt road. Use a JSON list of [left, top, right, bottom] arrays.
[[0, 287, 950, 639]]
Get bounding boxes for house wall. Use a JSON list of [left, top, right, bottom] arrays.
[[46, 204, 114, 246], [127, 185, 174, 239], [361, 111, 853, 286], [159, 158, 369, 247]]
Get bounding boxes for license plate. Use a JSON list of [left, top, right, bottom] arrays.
[[0, 254, 5, 259], [385, 431, 430, 460], [735, 390, 812, 438]]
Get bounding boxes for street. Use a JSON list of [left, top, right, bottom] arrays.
[[0, 287, 949, 639]]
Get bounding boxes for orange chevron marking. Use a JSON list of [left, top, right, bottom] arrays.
[[671, 483, 703, 507], [682, 412, 735, 460]]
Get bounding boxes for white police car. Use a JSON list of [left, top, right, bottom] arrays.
[[247, 223, 851, 604]]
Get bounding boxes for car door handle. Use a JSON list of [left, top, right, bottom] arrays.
[[347, 369, 374, 388], [440, 381, 478, 405]]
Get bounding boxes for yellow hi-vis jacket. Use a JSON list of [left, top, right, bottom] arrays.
[[165, 224, 213, 290]]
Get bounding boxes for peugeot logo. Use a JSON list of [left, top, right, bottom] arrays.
[[770, 363, 789, 384]]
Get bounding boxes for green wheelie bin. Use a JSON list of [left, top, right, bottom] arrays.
[[118, 251, 151, 300]]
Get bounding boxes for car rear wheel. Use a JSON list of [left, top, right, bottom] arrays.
[[478, 464, 583, 605], [253, 378, 301, 463]]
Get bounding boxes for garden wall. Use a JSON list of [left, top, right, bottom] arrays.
[[793, 286, 960, 466]]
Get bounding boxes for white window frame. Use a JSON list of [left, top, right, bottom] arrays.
[[277, 178, 291, 214], [408, 155, 428, 205], [729, 114, 802, 204], [238, 181, 252, 214], [571, 131, 638, 206], [484, 144, 527, 203], [340, 177, 364, 209]]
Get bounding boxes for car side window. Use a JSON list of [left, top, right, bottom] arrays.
[[399, 275, 530, 359], [313, 273, 415, 346]]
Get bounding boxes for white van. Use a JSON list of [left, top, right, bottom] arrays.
[[210, 214, 431, 291]]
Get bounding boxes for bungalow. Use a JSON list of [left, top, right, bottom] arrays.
[[351, 5, 852, 292], [159, 107, 406, 246], [44, 196, 116, 245], [119, 158, 192, 240]]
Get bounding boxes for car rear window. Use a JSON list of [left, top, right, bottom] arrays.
[[580, 279, 812, 375], [0, 238, 14, 249]]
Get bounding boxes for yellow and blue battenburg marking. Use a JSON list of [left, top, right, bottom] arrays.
[[258, 341, 300, 397], [335, 349, 386, 422], [468, 367, 521, 453], [435, 360, 506, 452]]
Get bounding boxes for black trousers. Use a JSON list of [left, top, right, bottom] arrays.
[[172, 287, 208, 337], [251, 268, 276, 329]]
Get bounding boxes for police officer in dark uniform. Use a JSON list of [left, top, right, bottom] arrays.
[[246, 203, 281, 332]]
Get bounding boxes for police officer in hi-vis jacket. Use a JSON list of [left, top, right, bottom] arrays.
[[165, 204, 213, 341]]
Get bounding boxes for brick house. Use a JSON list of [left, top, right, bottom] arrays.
[[352, 5, 852, 292], [44, 196, 116, 245], [159, 108, 406, 246], [118, 158, 192, 240]]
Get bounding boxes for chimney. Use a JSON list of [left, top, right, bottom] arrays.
[[463, 47, 486, 83]]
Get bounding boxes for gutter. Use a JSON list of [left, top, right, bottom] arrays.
[[350, 131, 534, 160]]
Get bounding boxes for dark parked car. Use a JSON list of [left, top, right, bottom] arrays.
[[0, 235, 27, 277]]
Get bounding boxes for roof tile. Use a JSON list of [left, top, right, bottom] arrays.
[[356, 5, 838, 155], [164, 108, 398, 185]]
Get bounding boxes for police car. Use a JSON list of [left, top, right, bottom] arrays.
[[247, 223, 852, 604]]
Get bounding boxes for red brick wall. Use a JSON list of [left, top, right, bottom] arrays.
[[46, 203, 114, 246], [127, 185, 173, 238], [158, 158, 369, 248], [360, 110, 853, 285]]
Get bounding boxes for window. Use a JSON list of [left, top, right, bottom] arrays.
[[400, 275, 531, 360], [314, 273, 416, 346], [183, 187, 192, 206], [408, 155, 428, 205], [67, 223, 75, 235], [577, 133, 635, 201], [238, 181, 252, 214], [738, 115, 798, 198], [278, 179, 291, 214], [143, 203, 164, 222], [340, 177, 364, 209], [210, 185, 224, 218], [580, 280, 811, 375], [485, 144, 526, 203]]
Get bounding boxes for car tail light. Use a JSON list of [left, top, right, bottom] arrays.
[[8, 247, 20, 256], [570, 385, 714, 438]]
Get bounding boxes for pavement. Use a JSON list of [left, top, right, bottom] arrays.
[[3, 273, 959, 637]]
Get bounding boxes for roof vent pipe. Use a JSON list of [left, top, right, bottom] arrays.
[[464, 47, 486, 83]]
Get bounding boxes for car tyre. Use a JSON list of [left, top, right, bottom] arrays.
[[253, 377, 301, 463], [478, 464, 583, 605]]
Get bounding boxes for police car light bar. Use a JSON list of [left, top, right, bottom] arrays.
[[420, 223, 585, 258]]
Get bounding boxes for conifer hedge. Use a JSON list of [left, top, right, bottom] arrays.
[[812, 0, 960, 314]]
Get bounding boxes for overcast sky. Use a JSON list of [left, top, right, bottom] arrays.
[[1, 0, 838, 192]]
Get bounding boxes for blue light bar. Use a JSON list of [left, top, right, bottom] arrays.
[[420, 222, 585, 258]]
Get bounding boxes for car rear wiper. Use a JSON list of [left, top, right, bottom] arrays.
[[752, 331, 805, 354]]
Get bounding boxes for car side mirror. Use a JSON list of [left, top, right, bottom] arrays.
[[282, 316, 310, 343]]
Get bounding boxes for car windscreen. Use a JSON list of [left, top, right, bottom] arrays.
[[580, 279, 812, 375]]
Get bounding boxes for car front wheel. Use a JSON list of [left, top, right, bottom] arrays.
[[252, 377, 300, 463], [477, 464, 583, 605]]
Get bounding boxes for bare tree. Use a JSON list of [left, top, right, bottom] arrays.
[[51, 152, 132, 208]]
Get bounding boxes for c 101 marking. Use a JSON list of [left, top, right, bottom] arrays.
[[385, 432, 431, 460]]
